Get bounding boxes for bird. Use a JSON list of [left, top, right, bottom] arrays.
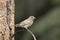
[[11, 16, 36, 40], [16, 16, 35, 28]]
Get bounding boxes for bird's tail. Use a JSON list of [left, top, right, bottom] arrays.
[[25, 28, 36, 40], [15, 24, 19, 27]]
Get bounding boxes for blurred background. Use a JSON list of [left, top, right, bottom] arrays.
[[15, 0, 60, 40]]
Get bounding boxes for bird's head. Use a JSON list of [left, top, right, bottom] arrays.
[[28, 16, 35, 20]]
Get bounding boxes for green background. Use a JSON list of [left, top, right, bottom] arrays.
[[15, 0, 60, 40]]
